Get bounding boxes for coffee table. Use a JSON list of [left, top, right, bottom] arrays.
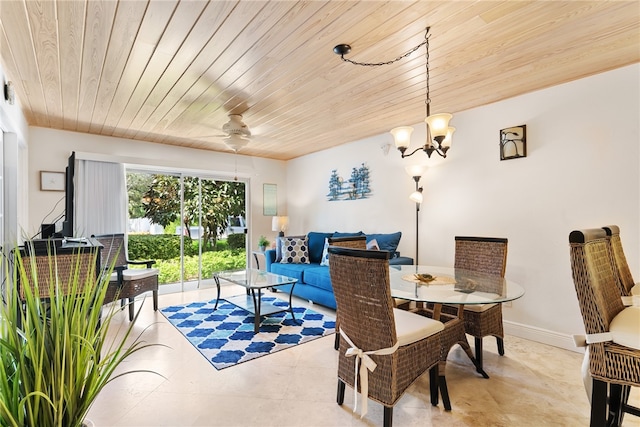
[[213, 268, 299, 333]]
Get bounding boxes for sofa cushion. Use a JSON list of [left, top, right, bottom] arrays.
[[270, 262, 313, 283], [280, 236, 310, 264], [366, 232, 402, 254], [303, 265, 333, 292], [307, 232, 333, 263]]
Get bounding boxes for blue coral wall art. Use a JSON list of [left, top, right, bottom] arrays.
[[327, 163, 371, 201]]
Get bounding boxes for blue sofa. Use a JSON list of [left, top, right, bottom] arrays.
[[265, 231, 413, 309]]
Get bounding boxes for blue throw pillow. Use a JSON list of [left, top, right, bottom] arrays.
[[307, 232, 333, 263], [366, 232, 402, 254], [320, 238, 330, 266]]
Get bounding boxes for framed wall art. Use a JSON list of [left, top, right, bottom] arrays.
[[40, 171, 65, 191], [263, 183, 277, 216]]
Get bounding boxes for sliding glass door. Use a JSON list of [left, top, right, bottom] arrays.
[[126, 170, 246, 292]]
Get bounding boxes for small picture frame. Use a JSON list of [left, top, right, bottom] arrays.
[[500, 125, 527, 160], [40, 171, 65, 191], [263, 183, 277, 216]]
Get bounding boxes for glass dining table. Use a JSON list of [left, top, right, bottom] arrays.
[[388, 265, 525, 378]]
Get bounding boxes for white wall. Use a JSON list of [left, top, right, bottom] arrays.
[[286, 64, 640, 350], [27, 127, 287, 251], [0, 62, 30, 247]]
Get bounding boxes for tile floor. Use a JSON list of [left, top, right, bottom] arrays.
[[87, 282, 639, 426]]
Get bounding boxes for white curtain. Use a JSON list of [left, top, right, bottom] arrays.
[[75, 159, 127, 237]]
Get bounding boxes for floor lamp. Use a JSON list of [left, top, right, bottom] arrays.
[[405, 166, 426, 265]]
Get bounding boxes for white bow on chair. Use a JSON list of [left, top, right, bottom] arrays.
[[339, 329, 399, 418]]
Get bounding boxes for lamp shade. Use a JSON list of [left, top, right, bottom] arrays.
[[442, 127, 455, 148], [409, 190, 423, 204], [390, 126, 414, 150], [271, 216, 289, 232], [425, 113, 452, 138], [405, 164, 428, 179], [224, 134, 250, 151]]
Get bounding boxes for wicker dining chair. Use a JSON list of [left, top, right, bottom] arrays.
[[92, 233, 159, 321], [602, 225, 638, 297], [569, 228, 640, 426], [328, 246, 447, 427], [327, 236, 368, 350], [453, 236, 508, 371]]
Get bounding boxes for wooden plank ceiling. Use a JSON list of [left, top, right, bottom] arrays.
[[1, 1, 638, 160]]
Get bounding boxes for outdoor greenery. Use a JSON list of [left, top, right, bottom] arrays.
[[125, 235, 245, 284], [227, 233, 246, 250], [0, 248, 159, 427], [155, 249, 246, 283], [135, 174, 245, 248]]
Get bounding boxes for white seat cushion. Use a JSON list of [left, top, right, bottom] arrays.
[[463, 302, 498, 313], [111, 268, 159, 282], [393, 308, 444, 346], [609, 306, 640, 349]]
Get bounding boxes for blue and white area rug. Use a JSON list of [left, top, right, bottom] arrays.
[[160, 296, 335, 370]]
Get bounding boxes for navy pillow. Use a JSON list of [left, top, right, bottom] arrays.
[[307, 232, 333, 263], [366, 232, 402, 254], [332, 231, 365, 238]]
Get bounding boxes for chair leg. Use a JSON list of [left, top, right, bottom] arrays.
[[128, 297, 135, 321], [439, 374, 452, 411], [334, 332, 340, 350], [429, 365, 439, 406], [383, 406, 393, 427], [337, 379, 345, 405], [474, 337, 484, 373], [153, 290, 158, 311], [591, 379, 608, 427], [608, 383, 623, 427], [497, 337, 505, 356]]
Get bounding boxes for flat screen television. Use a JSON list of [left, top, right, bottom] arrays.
[[61, 152, 75, 237]]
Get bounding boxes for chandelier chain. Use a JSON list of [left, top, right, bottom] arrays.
[[424, 30, 431, 117], [339, 28, 430, 68]]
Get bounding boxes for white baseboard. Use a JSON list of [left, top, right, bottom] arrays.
[[504, 320, 583, 353]]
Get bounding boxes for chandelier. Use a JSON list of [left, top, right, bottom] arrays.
[[334, 27, 454, 159]]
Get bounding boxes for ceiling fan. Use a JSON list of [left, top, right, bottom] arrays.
[[200, 114, 252, 151]]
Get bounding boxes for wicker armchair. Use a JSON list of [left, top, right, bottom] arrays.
[[453, 236, 508, 372], [602, 225, 638, 297], [17, 239, 101, 301], [569, 228, 640, 426], [92, 234, 159, 321], [328, 246, 446, 427], [328, 236, 368, 351]]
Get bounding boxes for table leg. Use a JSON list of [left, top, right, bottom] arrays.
[[456, 304, 489, 378], [287, 281, 298, 324], [429, 303, 489, 379], [250, 288, 262, 333], [213, 275, 221, 310]]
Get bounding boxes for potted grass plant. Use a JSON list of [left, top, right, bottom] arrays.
[[0, 243, 161, 427], [258, 235, 270, 252]]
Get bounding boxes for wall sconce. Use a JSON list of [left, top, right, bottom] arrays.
[[271, 216, 289, 237], [500, 125, 527, 160], [4, 81, 15, 105]]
